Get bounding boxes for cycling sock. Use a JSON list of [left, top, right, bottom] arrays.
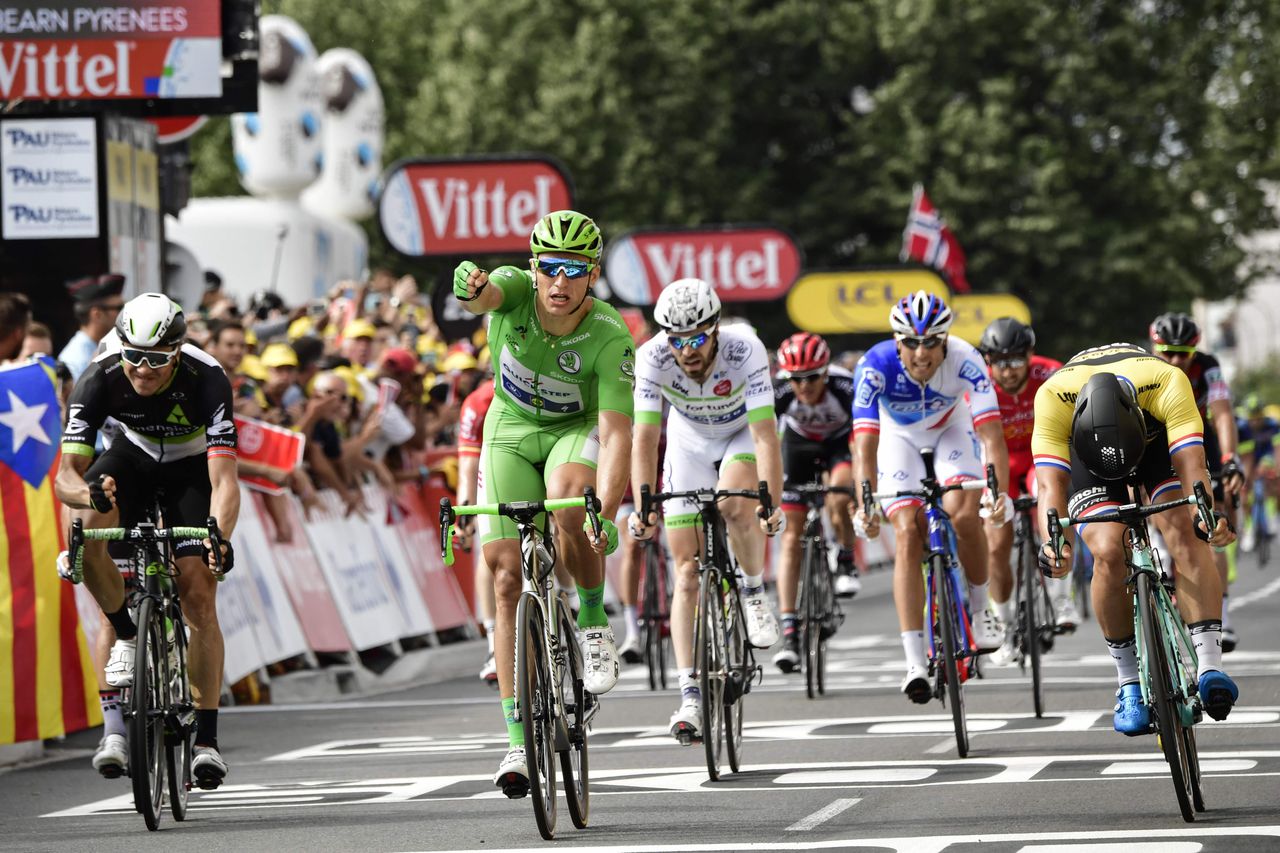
[[502, 697, 524, 748], [483, 619, 495, 654], [741, 572, 764, 595], [104, 603, 137, 642], [901, 631, 926, 670], [968, 581, 990, 616], [1220, 596, 1233, 633], [194, 709, 218, 749], [623, 605, 639, 635], [780, 613, 798, 637], [677, 667, 697, 696], [576, 583, 607, 629], [1046, 575, 1071, 602], [836, 548, 856, 572], [993, 596, 1015, 627], [563, 585, 581, 614], [1105, 635, 1139, 685], [1190, 620, 1224, 676], [99, 690, 125, 738]]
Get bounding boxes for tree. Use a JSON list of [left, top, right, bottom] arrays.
[[191, 0, 1280, 355]]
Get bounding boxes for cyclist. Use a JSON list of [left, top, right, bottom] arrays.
[[978, 317, 1075, 666], [851, 291, 1010, 704], [771, 332, 859, 674], [456, 377, 499, 686], [1032, 344, 1238, 733], [53, 293, 238, 788], [452, 210, 634, 796], [1237, 393, 1279, 553], [1149, 313, 1245, 652], [629, 278, 785, 742]]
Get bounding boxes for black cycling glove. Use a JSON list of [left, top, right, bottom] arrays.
[[1038, 542, 1064, 578], [204, 539, 235, 574], [1193, 511, 1228, 542], [87, 475, 113, 513]]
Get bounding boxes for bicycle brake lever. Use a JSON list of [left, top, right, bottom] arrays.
[[439, 498, 456, 565], [583, 486, 603, 539]]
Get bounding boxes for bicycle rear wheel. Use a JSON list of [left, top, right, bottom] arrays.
[[724, 586, 746, 774], [1020, 538, 1045, 718], [129, 596, 166, 831], [695, 567, 725, 780], [516, 596, 557, 839], [1137, 573, 1195, 822], [164, 604, 193, 821], [643, 542, 665, 692], [934, 557, 969, 758], [556, 600, 589, 829]]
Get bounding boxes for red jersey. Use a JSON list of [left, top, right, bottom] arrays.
[[457, 379, 495, 457], [992, 355, 1062, 455]]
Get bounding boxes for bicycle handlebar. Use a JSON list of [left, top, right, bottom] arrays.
[[1045, 481, 1216, 567], [68, 517, 224, 582], [640, 482, 772, 514], [438, 490, 603, 566]]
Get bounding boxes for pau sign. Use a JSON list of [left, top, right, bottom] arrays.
[[378, 155, 574, 257], [605, 225, 802, 306], [787, 266, 1031, 344]]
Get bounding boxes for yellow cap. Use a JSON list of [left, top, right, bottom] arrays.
[[243, 327, 259, 349], [239, 354, 267, 382], [332, 365, 365, 401], [343, 318, 377, 340], [288, 316, 315, 340], [441, 352, 478, 373], [260, 342, 300, 369]]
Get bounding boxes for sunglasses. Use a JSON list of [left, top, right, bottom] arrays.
[[669, 329, 714, 351], [789, 371, 826, 384], [121, 347, 179, 368], [898, 335, 945, 350], [99, 302, 125, 313], [990, 356, 1028, 369], [1154, 344, 1196, 354], [534, 258, 594, 280]]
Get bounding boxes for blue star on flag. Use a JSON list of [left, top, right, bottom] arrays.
[[0, 358, 62, 488]]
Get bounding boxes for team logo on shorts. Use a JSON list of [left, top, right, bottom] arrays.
[[558, 350, 582, 374]]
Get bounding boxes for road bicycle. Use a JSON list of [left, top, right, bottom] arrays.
[[864, 449, 996, 758], [1010, 495, 1060, 718], [1245, 476, 1271, 568], [638, 535, 671, 691], [440, 489, 601, 840], [789, 481, 850, 699], [639, 481, 771, 781], [1047, 481, 1214, 822], [68, 507, 225, 832]]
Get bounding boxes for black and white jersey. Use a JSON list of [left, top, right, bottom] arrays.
[[773, 366, 855, 441]]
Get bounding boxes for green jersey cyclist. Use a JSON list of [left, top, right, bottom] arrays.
[[452, 210, 635, 796]]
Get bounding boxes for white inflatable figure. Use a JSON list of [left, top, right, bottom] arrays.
[[231, 16, 323, 198], [301, 49, 384, 221]]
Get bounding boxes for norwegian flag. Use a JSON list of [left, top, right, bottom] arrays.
[[900, 184, 972, 293]]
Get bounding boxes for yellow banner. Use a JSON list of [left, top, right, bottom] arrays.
[[949, 294, 1033, 345], [786, 268, 949, 333]]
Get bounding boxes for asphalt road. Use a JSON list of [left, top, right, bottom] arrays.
[[4, 558, 1279, 852]]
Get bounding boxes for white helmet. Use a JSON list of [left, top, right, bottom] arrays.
[[653, 278, 721, 334], [116, 293, 187, 348], [888, 290, 953, 337]]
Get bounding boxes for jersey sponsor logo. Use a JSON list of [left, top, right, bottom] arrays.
[[166, 404, 191, 426], [208, 404, 236, 437], [591, 312, 623, 329], [855, 366, 886, 408], [959, 358, 987, 388], [722, 339, 750, 368], [620, 359, 635, 380], [65, 404, 90, 435], [558, 350, 582, 374], [1056, 391, 1078, 404], [1137, 382, 1160, 395], [714, 379, 732, 397], [561, 331, 591, 346]]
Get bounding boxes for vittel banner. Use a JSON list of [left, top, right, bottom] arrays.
[[0, 2, 222, 101], [378, 155, 574, 257], [605, 225, 803, 306]]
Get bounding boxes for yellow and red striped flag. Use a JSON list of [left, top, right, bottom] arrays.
[[0, 357, 100, 744]]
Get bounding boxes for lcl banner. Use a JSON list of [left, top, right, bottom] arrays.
[[378, 155, 574, 257], [604, 225, 802, 306], [0, 2, 223, 100]]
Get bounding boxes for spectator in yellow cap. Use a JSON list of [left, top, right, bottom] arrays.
[[260, 343, 305, 426], [342, 318, 377, 369]]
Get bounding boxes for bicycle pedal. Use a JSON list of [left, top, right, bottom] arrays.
[[98, 764, 125, 780], [500, 777, 530, 799]]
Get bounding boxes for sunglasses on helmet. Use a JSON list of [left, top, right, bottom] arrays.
[[897, 334, 945, 350], [534, 258, 594, 280], [120, 347, 179, 368], [668, 329, 714, 351]]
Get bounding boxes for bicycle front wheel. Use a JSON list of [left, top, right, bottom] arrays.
[[1020, 538, 1045, 718], [556, 599, 589, 829], [164, 604, 193, 821], [516, 595, 557, 839], [643, 542, 665, 692], [724, 585, 746, 774], [801, 538, 821, 699], [128, 596, 166, 831], [695, 567, 725, 780], [1137, 573, 1195, 822], [934, 557, 969, 758]]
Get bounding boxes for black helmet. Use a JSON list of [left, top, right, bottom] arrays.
[[249, 289, 286, 321], [1149, 312, 1200, 348], [1071, 373, 1147, 481], [979, 317, 1036, 356]]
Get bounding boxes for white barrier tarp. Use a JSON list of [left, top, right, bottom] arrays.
[[233, 486, 310, 666], [360, 484, 436, 639], [215, 559, 269, 684]]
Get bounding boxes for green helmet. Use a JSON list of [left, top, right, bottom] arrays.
[[529, 209, 603, 260]]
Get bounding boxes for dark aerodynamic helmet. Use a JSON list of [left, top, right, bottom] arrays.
[[979, 316, 1036, 356], [1071, 372, 1147, 481], [1149, 312, 1200, 348]]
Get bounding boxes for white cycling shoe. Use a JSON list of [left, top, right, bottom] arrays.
[[104, 637, 136, 688], [1054, 596, 1081, 633], [901, 664, 931, 704], [494, 746, 529, 798], [971, 609, 1004, 653], [92, 733, 127, 778], [478, 653, 498, 688], [669, 699, 702, 742], [743, 595, 780, 648], [580, 626, 620, 694], [617, 632, 643, 665], [989, 633, 1020, 666], [834, 572, 862, 598]]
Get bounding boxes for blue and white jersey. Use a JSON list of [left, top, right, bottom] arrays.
[[852, 337, 1001, 436]]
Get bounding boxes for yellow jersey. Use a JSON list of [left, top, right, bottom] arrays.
[[1031, 343, 1204, 472]]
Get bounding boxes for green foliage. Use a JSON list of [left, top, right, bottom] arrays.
[[1232, 353, 1280, 406], [190, 0, 1280, 355]]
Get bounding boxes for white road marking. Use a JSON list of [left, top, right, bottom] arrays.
[[784, 797, 862, 831], [1100, 758, 1256, 775], [1231, 574, 1280, 608], [1016, 845, 1202, 853], [778, 769, 934, 784], [868, 719, 1007, 734]]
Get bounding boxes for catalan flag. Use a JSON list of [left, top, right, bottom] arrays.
[[0, 357, 100, 745]]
